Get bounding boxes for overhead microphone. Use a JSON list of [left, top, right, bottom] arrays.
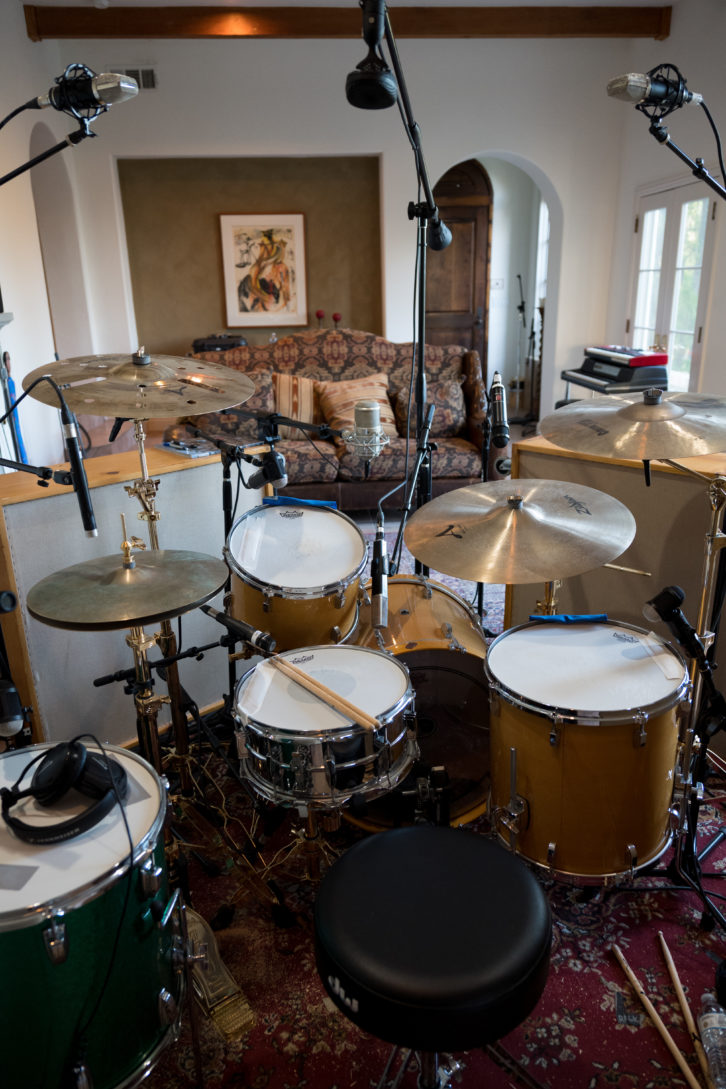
[[642, 585, 705, 661], [246, 448, 288, 491], [345, 0, 398, 110], [371, 524, 388, 629], [32, 70, 139, 114], [489, 371, 510, 449], [607, 70, 703, 109], [342, 399, 390, 459], [60, 400, 97, 538]]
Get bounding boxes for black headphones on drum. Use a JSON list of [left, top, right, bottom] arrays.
[[1, 738, 128, 845]]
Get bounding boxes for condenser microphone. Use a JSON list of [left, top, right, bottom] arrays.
[[607, 71, 702, 109], [342, 400, 390, 459], [371, 525, 388, 628], [346, 0, 398, 110], [33, 71, 139, 113], [60, 401, 97, 538], [201, 604, 276, 656], [489, 372, 510, 449]]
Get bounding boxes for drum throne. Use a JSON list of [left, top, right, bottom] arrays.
[[313, 825, 552, 1088]]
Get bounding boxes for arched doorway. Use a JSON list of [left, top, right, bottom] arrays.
[[425, 159, 492, 370]]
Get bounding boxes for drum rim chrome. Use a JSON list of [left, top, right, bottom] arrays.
[[224, 504, 367, 600], [0, 744, 166, 932], [235, 643, 414, 734], [485, 620, 689, 726]]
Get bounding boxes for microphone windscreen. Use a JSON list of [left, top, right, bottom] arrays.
[[606, 73, 649, 103], [354, 399, 381, 432], [94, 72, 139, 105], [346, 57, 398, 110]]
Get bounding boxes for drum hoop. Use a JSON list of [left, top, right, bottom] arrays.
[[368, 574, 482, 622], [486, 620, 688, 726], [235, 644, 413, 737], [0, 745, 166, 932], [225, 504, 367, 598]]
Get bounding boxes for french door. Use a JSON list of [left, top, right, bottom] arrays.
[[629, 181, 717, 392]]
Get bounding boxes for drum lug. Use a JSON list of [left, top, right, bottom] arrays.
[[440, 621, 466, 652], [42, 913, 68, 965], [547, 842, 557, 868], [158, 986, 180, 1026], [262, 589, 272, 613], [334, 590, 346, 609], [549, 716, 562, 747], [71, 1061, 93, 1089], [331, 625, 343, 643], [374, 628, 388, 652], [626, 843, 638, 876], [139, 855, 164, 898], [633, 712, 648, 747]]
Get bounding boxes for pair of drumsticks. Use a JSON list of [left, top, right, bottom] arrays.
[[269, 654, 378, 730], [613, 934, 716, 1089]]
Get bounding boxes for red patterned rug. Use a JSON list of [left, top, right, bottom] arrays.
[[140, 749, 726, 1089]]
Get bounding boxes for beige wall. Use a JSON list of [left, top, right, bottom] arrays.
[[117, 155, 382, 355]]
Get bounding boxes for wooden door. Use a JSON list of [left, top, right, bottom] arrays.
[[425, 160, 492, 375]]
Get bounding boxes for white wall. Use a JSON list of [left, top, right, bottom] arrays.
[[3, 0, 724, 466]]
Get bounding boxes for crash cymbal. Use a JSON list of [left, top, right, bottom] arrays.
[[27, 549, 228, 631], [539, 388, 726, 461], [404, 479, 636, 584], [22, 350, 256, 419]]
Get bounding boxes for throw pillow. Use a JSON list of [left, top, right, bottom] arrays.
[[394, 378, 466, 438], [272, 373, 322, 440], [315, 373, 398, 444], [181, 368, 274, 443]]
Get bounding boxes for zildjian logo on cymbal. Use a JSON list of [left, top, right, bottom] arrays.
[[564, 494, 592, 516], [435, 524, 465, 539]]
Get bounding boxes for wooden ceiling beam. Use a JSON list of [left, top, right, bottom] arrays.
[[24, 5, 672, 42]]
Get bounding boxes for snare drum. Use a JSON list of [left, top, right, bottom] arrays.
[[224, 504, 367, 651], [486, 621, 689, 884], [0, 744, 182, 1089], [353, 576, 489, 827], [235, 644, 416, 808]]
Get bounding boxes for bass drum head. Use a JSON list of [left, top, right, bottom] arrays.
[[346, 646, 490, 829]]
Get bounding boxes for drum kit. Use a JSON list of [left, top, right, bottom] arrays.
[[3, 357, 726, 1087]]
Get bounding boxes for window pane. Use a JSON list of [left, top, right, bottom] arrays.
[[639, 207, 666, 270], [667, 198, 708, 390], [633, 269, 660, 333]]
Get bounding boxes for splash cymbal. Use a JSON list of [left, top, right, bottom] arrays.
[[22, 350, 256, 419], [27, 549, 228, 630], [539, 388, 726, 461], [403, 479, 636, 584]]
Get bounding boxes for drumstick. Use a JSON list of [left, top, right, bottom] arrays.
[[658, 931, 716, 1089], [269, 655, 379, 731], [612, 944, 704, 1089]]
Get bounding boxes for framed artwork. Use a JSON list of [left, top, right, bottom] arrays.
[[219, 213, 307, 327]]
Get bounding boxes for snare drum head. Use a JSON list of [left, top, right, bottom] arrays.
[[487, 621, 686, 714], [226, 505, 366, 591], [236, 644, 411, 733], [0, 745, 163, 925]]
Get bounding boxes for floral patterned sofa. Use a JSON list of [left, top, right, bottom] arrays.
[[184, 328, 487, 510]]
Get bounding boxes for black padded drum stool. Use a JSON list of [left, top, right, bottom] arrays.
[[314, 826, 551, 1088]]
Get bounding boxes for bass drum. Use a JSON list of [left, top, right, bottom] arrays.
[[0, 744, 183, 1089], [351, 575, 490, 827]]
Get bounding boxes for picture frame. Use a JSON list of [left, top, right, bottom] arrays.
[[219, 213, 307, 327]]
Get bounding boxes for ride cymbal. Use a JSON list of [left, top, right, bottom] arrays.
[[27, 549, 228, 630], [539, 388, 726, 461], [403, 479, 636, 584], [22, 350, 256, 419]]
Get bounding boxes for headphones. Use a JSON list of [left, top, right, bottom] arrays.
[[1, 739, 128, 845]]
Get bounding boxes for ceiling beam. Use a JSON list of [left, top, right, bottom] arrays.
[[24, 5, 672, 42]]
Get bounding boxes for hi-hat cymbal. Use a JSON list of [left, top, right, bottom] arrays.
[[22, 350, 256, 419], [404, 479, 636, 584], [539, 389, 726, 461], [27, 549, 228, 631]]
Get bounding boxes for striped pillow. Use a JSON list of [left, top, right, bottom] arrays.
[[315, 373, 398, 443], [272, 373, 322, 440]]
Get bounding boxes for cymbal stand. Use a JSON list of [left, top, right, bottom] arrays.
[[654, 461, 726, 928], [124, 419, 194, 792], [532, 579, 561, 616], [125, 623, 169, 774]]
